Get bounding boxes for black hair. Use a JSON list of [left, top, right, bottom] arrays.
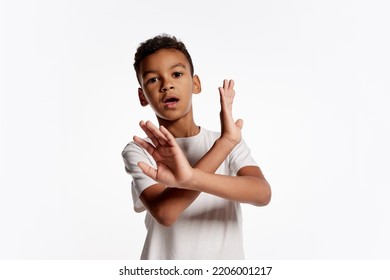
[[133, 34, 194, 82]]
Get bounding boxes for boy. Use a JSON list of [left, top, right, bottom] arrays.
[[122, 34, 271, 259]]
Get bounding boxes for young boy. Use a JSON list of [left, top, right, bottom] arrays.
[[122, 34, 271, 260]]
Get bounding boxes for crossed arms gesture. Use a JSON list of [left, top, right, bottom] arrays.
[[134, 79, 242, 188], [133, 80, 270, 226]]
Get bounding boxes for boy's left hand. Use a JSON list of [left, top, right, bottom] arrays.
[[219, 79, 243, 147], [133, 121, 194, 188]]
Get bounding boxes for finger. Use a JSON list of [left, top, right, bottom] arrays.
[[218, 86, 225, 97], [145, 121, 168, 146], [235, 118, 244, 129], [139, 120, 160, 147], [228, 80, 235, 96], [138, 161, 158, 181], [145, 120, 168, 146], [133, 135, 156, 156], [220, 79, 235, 100], [160, 125, 177, 146], [228, 79, 235, 90], [223, 79, 229, 90]]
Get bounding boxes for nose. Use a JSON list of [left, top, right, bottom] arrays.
[[160, 78, 174, 92]]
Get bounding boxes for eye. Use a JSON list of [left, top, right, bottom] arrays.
[[147, 77, 159, 84], [173, 72, 183, 78]]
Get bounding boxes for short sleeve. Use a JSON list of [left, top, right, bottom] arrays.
[[121, 140, 157, 212], [228, 139, 258, 176]]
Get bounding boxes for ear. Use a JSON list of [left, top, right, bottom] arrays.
[[192, 75, 201, 94], [138, 88, 149, 107]]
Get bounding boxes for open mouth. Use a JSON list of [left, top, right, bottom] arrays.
[[163, 97, 179, 107]]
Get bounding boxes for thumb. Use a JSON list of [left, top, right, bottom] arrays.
[[138, 161, 158, 180], [235, 119, 244, 129]]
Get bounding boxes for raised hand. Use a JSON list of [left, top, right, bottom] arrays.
[[218, 79, 243, 147], [133, 121, 194, 188]]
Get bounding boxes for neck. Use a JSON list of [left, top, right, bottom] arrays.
[[156, 116, 200, 138]]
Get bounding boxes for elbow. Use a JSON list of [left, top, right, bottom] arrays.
[[153, 208, 179, 227], [253, 181, 272, 207], [156, 217, 176, 227], [261, 189, 272, 206]]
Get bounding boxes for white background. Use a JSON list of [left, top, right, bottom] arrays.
[[2, 0, 390, 259]]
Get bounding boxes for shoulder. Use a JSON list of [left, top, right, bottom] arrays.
[[122, 138, 151, 156], [228, 138, 258, 175], [122, 141, 139, 159], [122, 140, 140, 155], [121, 139, 154, 167]]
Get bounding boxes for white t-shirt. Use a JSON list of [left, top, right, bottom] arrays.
[[122, 127, 257, 260]]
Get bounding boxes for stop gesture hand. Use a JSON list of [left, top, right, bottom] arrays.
[[133, 121, 194, 188], [218, 79, 243, 147]]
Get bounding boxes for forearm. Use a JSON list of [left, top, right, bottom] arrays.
[[184, 167, 271, 206], [157, 137, 235, 198], [143, 137, 236, 225], [195, 137, 235, 171]]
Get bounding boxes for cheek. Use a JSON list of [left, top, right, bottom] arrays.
[[142, 89, 159, 103], [147, 99, 161, 111], [182, 96, 194, 112]]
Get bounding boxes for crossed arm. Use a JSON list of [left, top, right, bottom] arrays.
[[133, 80, 271, 226]]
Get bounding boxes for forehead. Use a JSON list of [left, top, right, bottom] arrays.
[[139, 49, 190, 73]]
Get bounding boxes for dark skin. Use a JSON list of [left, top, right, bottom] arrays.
[[134, 49, 271, 226]]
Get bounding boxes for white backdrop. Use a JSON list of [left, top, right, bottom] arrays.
[[2, 0, 390, 259]]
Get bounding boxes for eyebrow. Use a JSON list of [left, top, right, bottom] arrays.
[[142, 63, 186, 78]]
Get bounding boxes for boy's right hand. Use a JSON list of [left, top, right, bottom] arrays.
[[218, 79, 243, 148]]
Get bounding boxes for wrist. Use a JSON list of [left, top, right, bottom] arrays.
[[217, 136, 239, 151], [183, 167, 202, 191]]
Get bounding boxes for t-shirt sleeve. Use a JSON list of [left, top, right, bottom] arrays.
[[228, 139, 258, 176], [121, 140, 157, 212]]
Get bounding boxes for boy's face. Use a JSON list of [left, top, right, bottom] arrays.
[[137, 49, 201, 122]]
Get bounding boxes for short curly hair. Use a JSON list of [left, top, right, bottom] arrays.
[[133, 34, 194, 83]]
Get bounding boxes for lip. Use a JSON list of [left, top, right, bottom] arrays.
[[162, 95, 180, 108]]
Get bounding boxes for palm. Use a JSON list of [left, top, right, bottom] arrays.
[[218, 79, 243, 146], [133, 121, 193, 187]]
